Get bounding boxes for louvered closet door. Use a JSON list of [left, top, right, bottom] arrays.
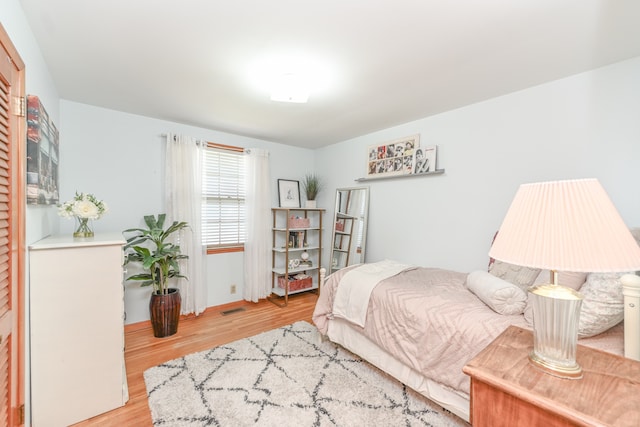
[[0, 72, 12, 427], [0, 24, 26, 427]]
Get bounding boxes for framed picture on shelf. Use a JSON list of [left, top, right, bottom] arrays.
[[278, 179, 301, 208], [366, 134, 419, 179], [413, 145, 437, 174]]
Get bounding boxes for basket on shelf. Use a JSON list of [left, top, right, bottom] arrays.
[[288, 216, 310, 229], [278, 275, 313, 291], [335, 221, 344, 232]]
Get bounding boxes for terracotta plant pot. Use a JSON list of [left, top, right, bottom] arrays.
[[149, 288, 181, 338]]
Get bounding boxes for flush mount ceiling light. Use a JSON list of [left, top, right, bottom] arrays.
[[270, 73, 310, 103], [247, 53, 334, 104]]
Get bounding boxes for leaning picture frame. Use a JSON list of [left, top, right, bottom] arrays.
[[413, 145, 437, 174], [278, 179, 301, 208]]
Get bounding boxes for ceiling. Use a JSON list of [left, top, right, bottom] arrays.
[[19, 0, 640, 148]]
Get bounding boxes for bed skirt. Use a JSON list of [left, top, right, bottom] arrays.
[[327, 318, 470, 422]]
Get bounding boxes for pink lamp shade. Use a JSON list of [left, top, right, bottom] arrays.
[[489, 178, 640, 273]]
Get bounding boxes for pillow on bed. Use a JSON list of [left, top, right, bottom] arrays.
[[465, 270, 528, 315], [533, 270, 587, 290], [576, 230, 638, 337], [578, 273, 629, 338], [489, 260, 540, 291]]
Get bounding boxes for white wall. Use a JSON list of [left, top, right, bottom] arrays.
[[3, 0, 62, 244], [317, 56, 640, 274], [58, 101, 315, 323]]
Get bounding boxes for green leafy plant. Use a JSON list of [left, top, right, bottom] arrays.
[[302, 174, 322, 200], [123, 214, 189, 295]]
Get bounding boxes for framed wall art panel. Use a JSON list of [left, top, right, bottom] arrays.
[[27, 95, 60, 205]]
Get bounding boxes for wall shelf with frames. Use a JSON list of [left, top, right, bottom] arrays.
[[355, 169, 445, 182]]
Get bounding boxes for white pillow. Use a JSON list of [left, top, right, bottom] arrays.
[[578, 273, 629, 338], [533, 270, 587, 291], [466, 270, 528, 315], [489, 260, 540, 292]]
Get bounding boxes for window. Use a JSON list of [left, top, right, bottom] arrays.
[[202, 143, 245, 253]]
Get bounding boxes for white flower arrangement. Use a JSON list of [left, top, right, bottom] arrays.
[[58, 192, 108, 220]]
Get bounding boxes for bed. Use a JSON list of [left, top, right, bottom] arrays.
[[312, 261, 638, 422]]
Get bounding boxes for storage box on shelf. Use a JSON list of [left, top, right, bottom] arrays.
[[278, 275, 313, 291], [270, 207, 324, 307], [288, 216, 310, 229]]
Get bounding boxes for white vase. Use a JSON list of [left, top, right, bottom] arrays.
[[305, 200, 317, 208]]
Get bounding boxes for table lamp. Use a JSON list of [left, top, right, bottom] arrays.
[[489, 178, 640, 379]]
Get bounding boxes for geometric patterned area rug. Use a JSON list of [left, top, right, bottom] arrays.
[[144, 321, 468, 427]]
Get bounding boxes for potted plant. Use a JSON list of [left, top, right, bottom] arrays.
[[302, 174, 322, 208], [123, 214, 189, 338]]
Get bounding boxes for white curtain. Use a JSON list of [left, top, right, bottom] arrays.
[[165, 133, 207, 315], [243, 148, 272, 302]]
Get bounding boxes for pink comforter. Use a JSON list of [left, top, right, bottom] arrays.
[[313, 266, 623, 397]]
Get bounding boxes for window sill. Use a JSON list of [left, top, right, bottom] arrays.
[[207, 245, 244, 255]]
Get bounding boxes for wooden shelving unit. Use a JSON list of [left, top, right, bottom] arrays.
[[269, 207, 324, 307]]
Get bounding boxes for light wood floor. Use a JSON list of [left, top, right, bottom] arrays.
[[72, 292, 318, 426]]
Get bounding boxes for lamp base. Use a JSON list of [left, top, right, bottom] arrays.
[[528, 283, 584, 380], [528, 351, 583, 379]]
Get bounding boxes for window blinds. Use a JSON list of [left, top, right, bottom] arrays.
[[202, 146, 246, 248]]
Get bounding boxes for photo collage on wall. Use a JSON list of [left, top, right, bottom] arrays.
[[366, 134, 437, 179]]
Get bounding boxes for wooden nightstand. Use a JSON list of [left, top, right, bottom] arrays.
[[463, 326, 640, 427]]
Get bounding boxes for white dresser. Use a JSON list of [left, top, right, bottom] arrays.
[[29, 233, 129, 426]]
